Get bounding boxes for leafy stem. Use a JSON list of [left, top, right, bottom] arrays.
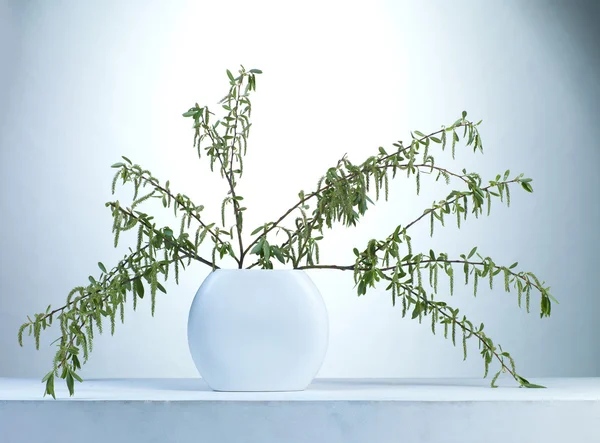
[[228, 79, 245, 265], [241, 123, 470, 262], [397, 283, 543, 388], [298, 258, 546, 295], [111, 162, 230, 260]]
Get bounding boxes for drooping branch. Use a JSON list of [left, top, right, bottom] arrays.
[[108, 203, 218, 269], [110, 160, 233, 266], [20, 205, 217, 336], [298, 255, 553, 315], [394, 281, 542, 388], [18, 198, 220, 398]]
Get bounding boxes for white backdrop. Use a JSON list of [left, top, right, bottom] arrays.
[[1, 0, 599, 381]]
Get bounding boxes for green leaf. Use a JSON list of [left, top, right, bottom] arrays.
[[414, 130, 425, 137], [226, 69, 235, 82], [271, 246, 285, 264], [111, 162, 125, 168], [509, 262, 518, 269], [98, 262, 107, 273], [41, 370, 53, 383], [517, 375, 546, 388], [71, 371, 83, 383], [262, 240, 271, 261], [182, 110, 197, 117], [250, 226, 263, 236], [467, 247, 478, 259], [524, 382, 546, 388], [411, 302, 424, 319], [462, 110, 467, 119], [357, 280, 366, 296], [250, 238, 264, 255], [249, 69, 263, 74], [547, 292, 559, 304], [521, 182, 534, 193], [72, 354, 81, 370], [134, 279, 145, 299], [44, 373, 56, 400], [121, 156, 132, 164], [66, 372, 74, 396]]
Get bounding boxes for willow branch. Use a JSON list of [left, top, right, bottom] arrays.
[[111, 204, 217, 268], [398, 283, 519, 383], [298, 258, 545, 294], [121, 165, 230, 257], [241, 124, 469, 260], [201, 123, 244, 266], [402, 178, 518, 232], [227, 81, 245, 266], [31, 206, 217, 326]]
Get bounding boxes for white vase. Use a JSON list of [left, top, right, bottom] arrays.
[[187, 269, 329, 391]]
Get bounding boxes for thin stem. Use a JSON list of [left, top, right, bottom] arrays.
[[228, 80, 245, 267], [298, 264, 353, 271], [111, 204, 217, 268], [202, 123, 244, 267], [402, 178, 518, 232], [126, 166, 232, 262], [298, 258, 544, 294], [419, 164, 469, 184]]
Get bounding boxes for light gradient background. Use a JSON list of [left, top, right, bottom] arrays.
[[1, 0, 599, 382]]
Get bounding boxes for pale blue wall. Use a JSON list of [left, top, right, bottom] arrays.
[[1, 0, 599, 381]]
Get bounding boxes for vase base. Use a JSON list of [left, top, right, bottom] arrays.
[[208, 383, 309, 393]]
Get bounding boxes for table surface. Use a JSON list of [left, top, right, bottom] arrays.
[[2, 377, 599, 401]]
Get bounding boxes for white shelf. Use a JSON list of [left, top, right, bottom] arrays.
[[2, 377, 599, 443]]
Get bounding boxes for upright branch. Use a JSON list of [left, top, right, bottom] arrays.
[[246, 113, 481, 268], [183, 66, 262, 267]]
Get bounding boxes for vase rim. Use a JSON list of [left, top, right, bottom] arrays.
[[212, 268, 306, 272]]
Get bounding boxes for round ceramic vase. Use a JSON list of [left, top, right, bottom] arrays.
[[187, 269, 329, 392]]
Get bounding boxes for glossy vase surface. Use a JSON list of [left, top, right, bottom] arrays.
[[187, 269, 329, 391]]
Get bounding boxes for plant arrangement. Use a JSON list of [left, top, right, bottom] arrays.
[[18, 66, 556, 398]]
